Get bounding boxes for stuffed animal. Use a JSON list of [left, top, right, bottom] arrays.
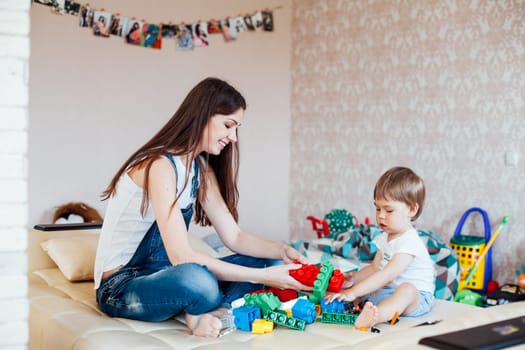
[[53, 202, 103, 224]]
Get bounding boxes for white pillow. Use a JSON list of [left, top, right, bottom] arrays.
[[40, 234, 98, 282], [40, 233, 219, 282]]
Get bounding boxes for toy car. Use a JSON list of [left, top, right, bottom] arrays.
[[483, 284, 525, 306]]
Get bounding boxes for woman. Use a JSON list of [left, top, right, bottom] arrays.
[[94, 77, 310, 338]]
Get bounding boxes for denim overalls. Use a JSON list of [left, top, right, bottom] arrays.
[[96, 156, 275, 322]]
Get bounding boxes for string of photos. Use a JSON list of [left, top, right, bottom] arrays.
[[32, 0, 276, 51]]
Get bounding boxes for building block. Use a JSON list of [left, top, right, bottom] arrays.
[[289, 264, 321, 286], [327, 269, 344, 292], [309, 261, 334, 304], [319, 311, 358, 325], [251, 319, 274, 334], [265, 287, 298, 302], [320, 298, 345, 313], [264, 310, 306, 331], [244, 292, 281, 316], [280, 296, 302, 311], [233, 304, 261, 332], [291, 298, 317, 324]]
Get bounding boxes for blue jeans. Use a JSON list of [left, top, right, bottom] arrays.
[[96, 213, 277, 322]]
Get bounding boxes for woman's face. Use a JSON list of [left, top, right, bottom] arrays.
[[199, 108, 244, 155]]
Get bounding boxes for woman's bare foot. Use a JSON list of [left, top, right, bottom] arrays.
[[355, 301, 378, 328], [185, 312, 223, 338]]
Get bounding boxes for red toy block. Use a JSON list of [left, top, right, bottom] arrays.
[[289, 264, 321, 286], [328, 269, 344, 292], [265, 288, 298, 302]]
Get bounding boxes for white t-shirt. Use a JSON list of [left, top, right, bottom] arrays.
[[94, 156, 197, 289], [373, 228, 435, 293]]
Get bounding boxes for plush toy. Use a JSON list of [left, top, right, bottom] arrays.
[[53, 202, 103, 224]]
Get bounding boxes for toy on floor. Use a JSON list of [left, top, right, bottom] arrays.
[[483, 284, 525, 306], [454, 289, 484, 306], [462, 216, 508, 289], [231, 275, 368, 334], [306, 215, 330, 238], [451, 208, 493, 293], [305, 211, 380, 261], [455, 214, 509, 292], [519, 270, 525, 289]]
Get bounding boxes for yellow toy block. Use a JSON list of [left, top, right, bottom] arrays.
[[251, 319, 274, 334]]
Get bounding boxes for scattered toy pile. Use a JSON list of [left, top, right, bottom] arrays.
[[228, 260, 364, 335]]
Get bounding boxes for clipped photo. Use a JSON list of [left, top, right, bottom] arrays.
[[207, 20, 221, 34], [176, 24, 193, 51], [233, 16, 247, 33], [64, 0, 80, 15], [262, 11, 274, 31], [93, 11, 111, 37], [109, 15, 129, 37], [125, 20, 143, 45], [244, 15, 255, 31], [142, 23, 162, 49], [78, 5, 94, 28], [192, 22, 209, 47], [161, 24, 178, 38], [220, 18, 237, 42], [251, 11, 263, 29]]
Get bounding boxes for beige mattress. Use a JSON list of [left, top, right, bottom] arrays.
[[28, 229, 525, 350]]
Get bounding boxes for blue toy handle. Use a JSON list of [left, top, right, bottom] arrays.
[[453, 207, 491, 243], [453, 207, 493, 292]]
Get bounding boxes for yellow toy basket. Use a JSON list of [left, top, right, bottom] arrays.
[[450, 207, 493, 293]]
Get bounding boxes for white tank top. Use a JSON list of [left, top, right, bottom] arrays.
[[94, 155, 197, 289]]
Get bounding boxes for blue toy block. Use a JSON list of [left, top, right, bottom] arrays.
[[233, 305, 261, 332], [291, 299, 317, 324], [320, 298, 345, 313]]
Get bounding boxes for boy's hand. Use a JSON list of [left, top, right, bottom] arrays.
[[325, 290, 357, 303], [342, 272, 355, 289]]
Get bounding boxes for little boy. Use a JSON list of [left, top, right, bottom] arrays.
[[326, 166, 435, 328]]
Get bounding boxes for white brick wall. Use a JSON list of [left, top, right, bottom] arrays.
[[0, 0, 30, 348]]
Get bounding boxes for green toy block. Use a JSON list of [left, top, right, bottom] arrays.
[[244, 292, 281, 316], [309, 261, 334, 304], [264, 310, 306, 331], [319, 311, 358, 325]]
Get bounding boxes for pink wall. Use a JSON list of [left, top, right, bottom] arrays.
[[290, 0, 525, 284], [29, 0, 292, 241]]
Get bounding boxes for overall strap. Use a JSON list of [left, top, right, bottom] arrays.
[[165, 154, 199, 199], [191, 159, 199, 198]]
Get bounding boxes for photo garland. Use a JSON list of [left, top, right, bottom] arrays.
[[32, 0, 276, 51]]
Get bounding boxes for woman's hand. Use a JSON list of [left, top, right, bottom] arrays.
[[342, 272, 355, 289], [281, 245, 308, 264], [261, 264, 313, 291]]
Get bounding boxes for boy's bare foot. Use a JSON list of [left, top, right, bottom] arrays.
[[355, 301, 378, 328], [185, 312, 223, 338]]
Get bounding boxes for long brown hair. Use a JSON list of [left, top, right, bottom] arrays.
[[101, 77, 247, 225]]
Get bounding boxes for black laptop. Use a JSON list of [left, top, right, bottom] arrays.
[[419, 316, 525, 350]]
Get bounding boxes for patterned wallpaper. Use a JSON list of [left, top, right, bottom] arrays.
[[290, 0, 525, 285]]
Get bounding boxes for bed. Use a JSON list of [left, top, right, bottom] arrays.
[[28, 227, 525, 350]]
